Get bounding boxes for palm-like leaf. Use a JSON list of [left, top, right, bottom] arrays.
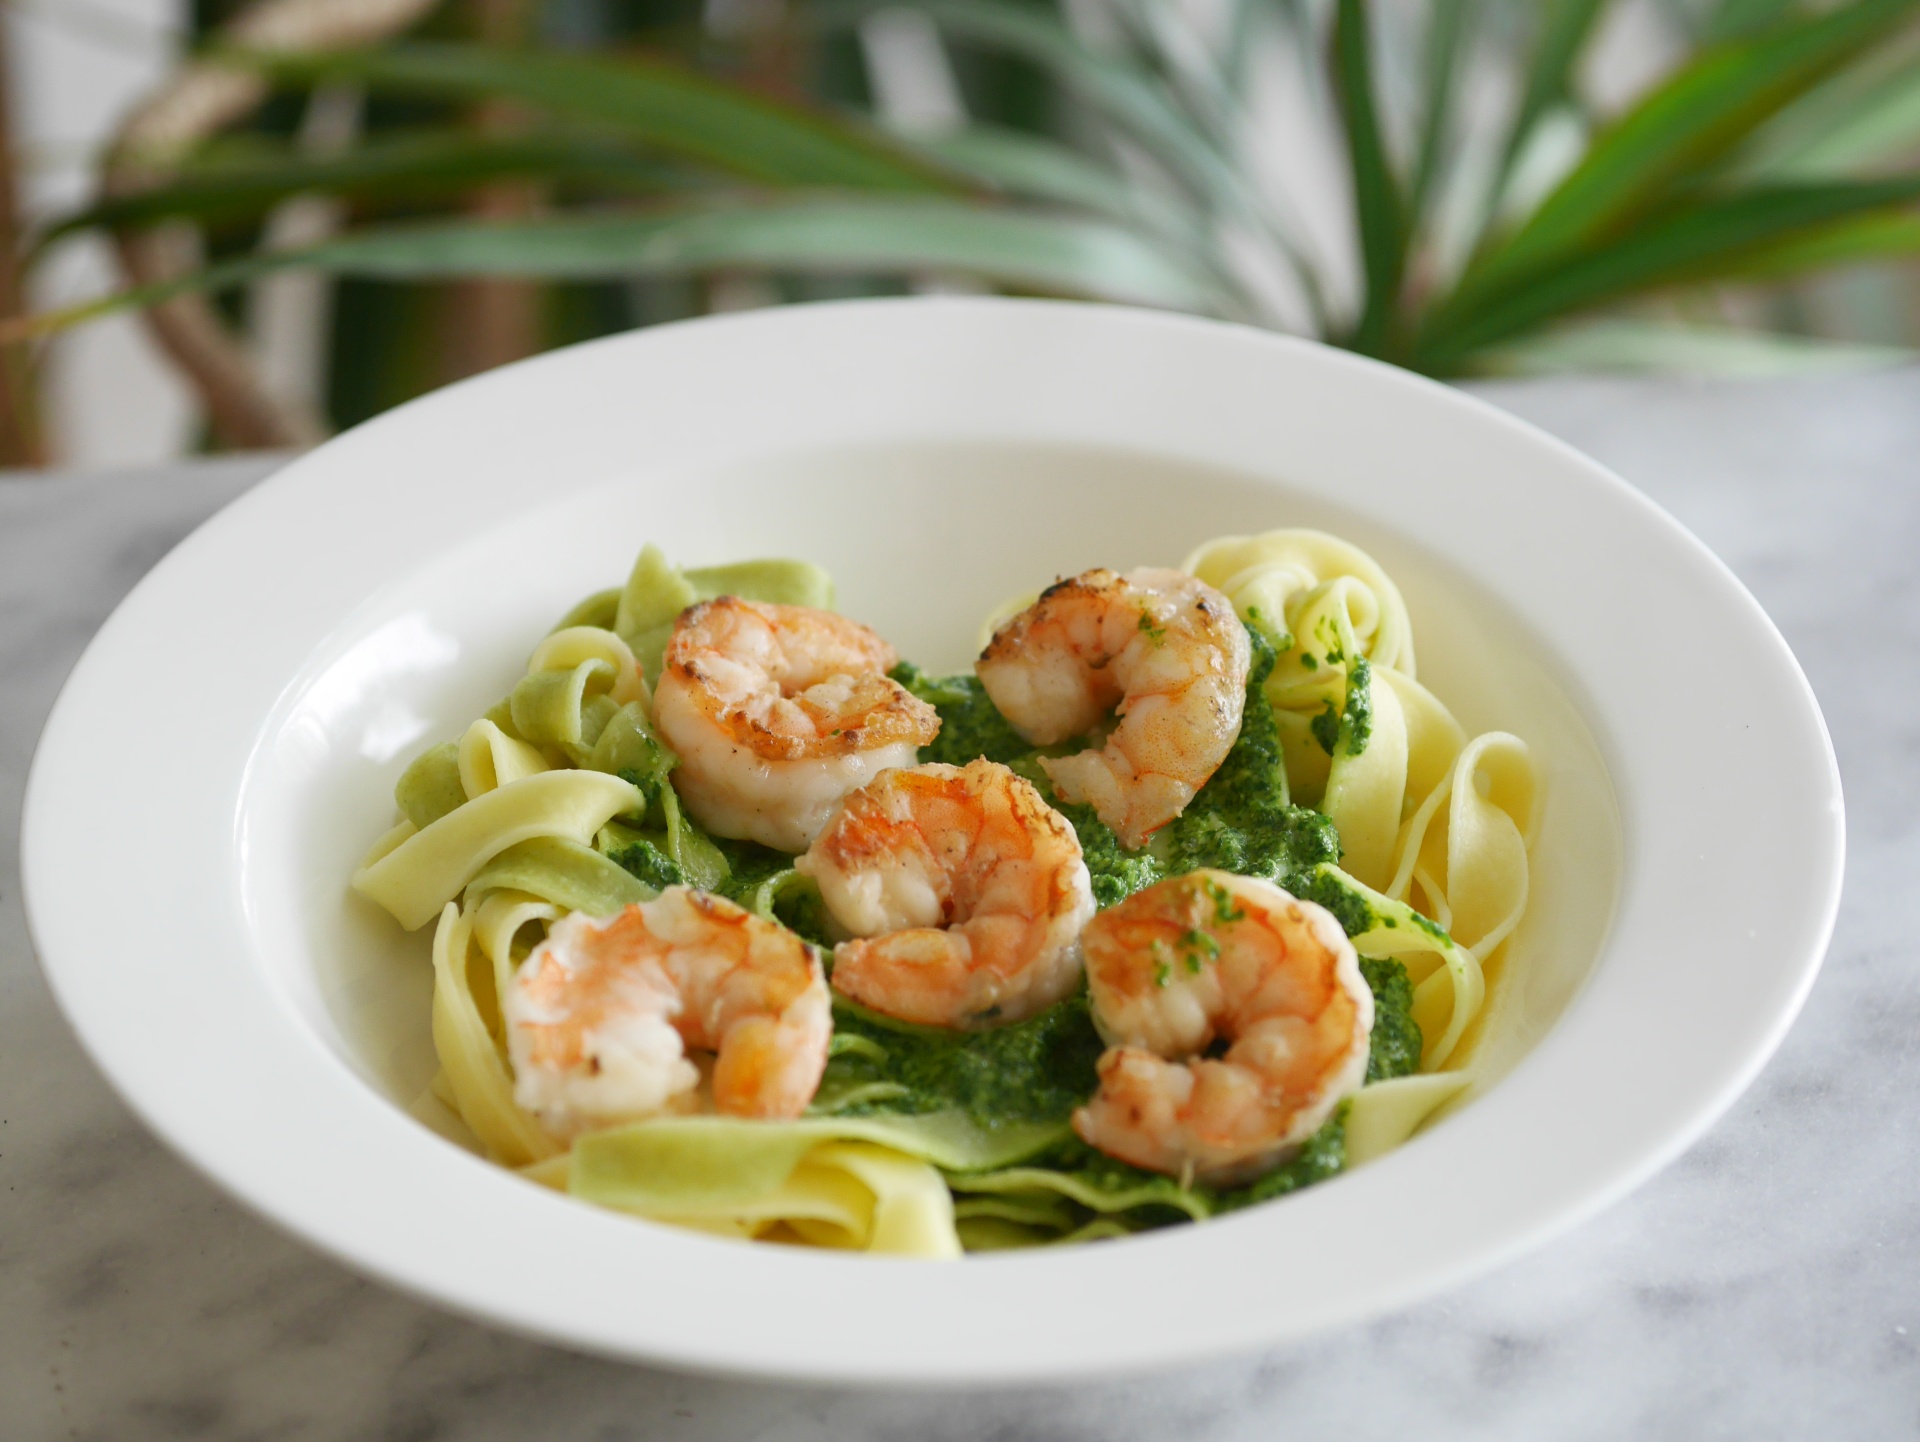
[[808, 1, 1232, 202], [18, 196, 1236, 340], [1720, 205, 1920, 277], [1334, 0, 1408, 354], [29, 0, 1920, 391], [235, 42, 964, 191], [805, 0, 1324, 318], [1459, 0, 1920, 297], [1421, 176, 1920, 363], [1407, 0, 1472, 226], [1496, 0, 1609, 181], [40, 130, 697, 245], [912, 126, 1208, 250]]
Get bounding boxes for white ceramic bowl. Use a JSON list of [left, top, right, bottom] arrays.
[[22, 299, 1841, 1384]]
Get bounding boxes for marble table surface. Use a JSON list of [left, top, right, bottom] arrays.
[[4, 370, 1917, 1440]]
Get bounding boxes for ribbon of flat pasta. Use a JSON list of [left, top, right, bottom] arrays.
[[1387, 731, 1538, 963], [458, 718, 549, 798], [394, 742, 467, 829], [511, 658, 618, 756], [1383, 668, 1471, 814], [1194, 537, 1408, 824], [465, 834, 656, 917], [1321, 662, 1406, 890], [1187, 531, 1538, 1070], [1311, 865, 1486, 1071], [469, 888, 560, 1036], [531, 626, 647, 705], [429, 901, 561, 1166], [564, 1113, 1078, 1257], [1345, 1072, 1474, 1166], [1183, 527, 1416, 676], [602, 1146, 956, 1255], [354, 769, 640, 929]]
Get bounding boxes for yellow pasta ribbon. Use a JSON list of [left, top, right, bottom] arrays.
[[1345, 1072, 1474, 1166], [354, 770, 640, 929], [564, 1117, 984, 1257], [457, 718, 549, 798], [1316, 866, 1485, 1071], [1183, 527, 1416, 675], [1321, 666, 1408, 890], [529, 626, 647, 707], [429, 902, 561, 1167]]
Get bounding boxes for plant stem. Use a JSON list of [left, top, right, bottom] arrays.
[[444, 0, 542, 382], [0, 17, 45, 465]]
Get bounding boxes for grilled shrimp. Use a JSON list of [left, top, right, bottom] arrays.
[[1074, 870, 1372, 1185], [797, 759, 1096, 1029], [976, 568, 1250, 849], [504, 887, 831, 1140], [652, 596, 941, 852]]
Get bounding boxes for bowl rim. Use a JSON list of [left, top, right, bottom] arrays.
[[20, 297, 1843, 1384]]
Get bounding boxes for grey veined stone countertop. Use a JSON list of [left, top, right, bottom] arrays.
[[4, 371, 1917, 1440]]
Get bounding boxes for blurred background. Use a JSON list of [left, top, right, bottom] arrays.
[[7, 0, 1919, 470]]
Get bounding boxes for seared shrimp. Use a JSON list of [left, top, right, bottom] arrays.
[[976, 568, 1250, 849], [504, 887, 831, 1139], [652, 597, 941, 852], [1074, 870, 1372, 1185], [797, 759, 1096, 1029]]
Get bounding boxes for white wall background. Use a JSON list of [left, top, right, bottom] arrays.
[[10, 0, 197, 468]]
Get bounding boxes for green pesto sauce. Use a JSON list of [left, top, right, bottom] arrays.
[[1056, 796, 1167, 908], [609, 837, 682, 890], [707, 835, 834, 946], [1298, 867, 1377, 938], [1309, 655, 1373, 759], [817, 992, 1105, 1130], [1006, 1108, 1347, 1230], [1217, 1108, 1348, 1210], [706, 834, 791, 897], [1359, 957, 1422, 1083], [1342, 656, 1374, 756], [606, 820, 832, 946], [1310, 699, 1342, 755], [890, 660, 1033, 767], [1157, 629, 1342, 884]]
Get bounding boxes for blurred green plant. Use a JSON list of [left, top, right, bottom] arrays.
[[22, 0, 1920, 442]]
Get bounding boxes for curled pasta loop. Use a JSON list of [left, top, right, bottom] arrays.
[[1322, 867, 1486, 1071], [466, 835, 657, 917], [429, 902, 561, 1166], [510, 658, 618, 754], [458, 718, 549, 799], [1320, 659, 1406, 890], [1388, 732, 1538, 963], [529, 626, 647, 707], [353, 769, 641, 929], [1183, 528, 1415, 676], [470, 887, 560, 1026], [1194, 542, 1405, 818]]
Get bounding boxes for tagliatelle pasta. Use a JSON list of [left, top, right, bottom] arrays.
[[355, 768, 642, 929], [353, 529, 1540, 1257]]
